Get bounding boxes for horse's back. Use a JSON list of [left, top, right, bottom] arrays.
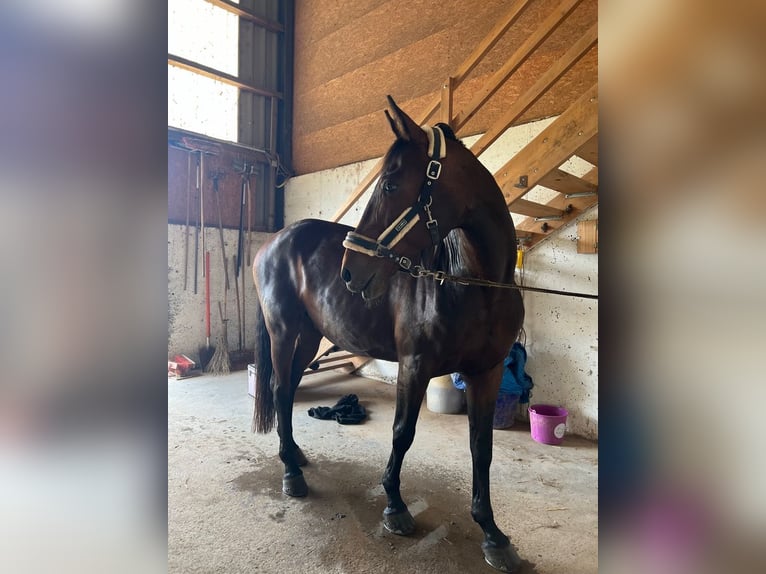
[[254, 218, 349, 276]]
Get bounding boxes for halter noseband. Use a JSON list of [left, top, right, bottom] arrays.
[[342, 125, 446, 271]]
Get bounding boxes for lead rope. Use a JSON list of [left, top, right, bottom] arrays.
[[404, 265, 599, 300]]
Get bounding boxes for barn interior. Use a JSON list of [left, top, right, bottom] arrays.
[[168, 1, 598, 572]]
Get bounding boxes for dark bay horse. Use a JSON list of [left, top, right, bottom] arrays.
[[252, 96, 524, 572]]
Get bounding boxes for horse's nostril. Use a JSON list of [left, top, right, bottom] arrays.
[[341, 267, 351, 283]]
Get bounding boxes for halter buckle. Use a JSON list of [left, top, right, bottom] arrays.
[[398, 256, 412, 270], [426, 160, 442, 180]]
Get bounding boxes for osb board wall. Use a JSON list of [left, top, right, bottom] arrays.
[[292, 0, 597, 174]]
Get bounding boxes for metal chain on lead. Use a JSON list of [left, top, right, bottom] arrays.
[[405, 265, 598, 299]]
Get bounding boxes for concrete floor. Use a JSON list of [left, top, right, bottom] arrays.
[[168, 370, 597, 574]]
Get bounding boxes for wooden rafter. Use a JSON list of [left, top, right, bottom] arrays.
[[537, 168, 597, 196], [330, 0, 537, 222], [452, 0, 585, 131], [574, 135, 598, 166], [515, 167, 598, 245], [498, 82, 598, 206], [469, 22, 597, 158]]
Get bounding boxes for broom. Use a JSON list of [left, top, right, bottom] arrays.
[[206, 260, 231, 375]]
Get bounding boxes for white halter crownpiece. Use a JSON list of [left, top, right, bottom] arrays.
[[423, 124, 447, 160]]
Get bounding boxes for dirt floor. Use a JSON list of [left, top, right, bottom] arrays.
[[168, 370, 597, 574]]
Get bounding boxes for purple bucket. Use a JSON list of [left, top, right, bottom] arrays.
[[528, 404, 568, 445]]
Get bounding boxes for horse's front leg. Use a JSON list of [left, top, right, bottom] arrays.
[[381, 359, 429, 535], [464, 363, 523, 573]]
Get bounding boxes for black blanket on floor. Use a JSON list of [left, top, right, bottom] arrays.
[[308, 394, 367, 425]]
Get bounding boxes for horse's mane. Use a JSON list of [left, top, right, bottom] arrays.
[[434, 123, 465, 147], [432, 228, 479, 277]]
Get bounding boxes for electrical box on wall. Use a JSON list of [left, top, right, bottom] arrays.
[[577, 220, 598, 254]]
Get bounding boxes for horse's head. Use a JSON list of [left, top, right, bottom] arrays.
[[341, 96, 466, 301]]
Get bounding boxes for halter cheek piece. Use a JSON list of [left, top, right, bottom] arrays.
[[342, 125, 445, 271]]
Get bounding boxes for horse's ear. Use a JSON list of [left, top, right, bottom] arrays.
[[384, 110, 406, 141], [385, 95, 424, 144]]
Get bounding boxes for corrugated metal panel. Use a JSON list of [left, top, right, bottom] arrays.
[[238, 0, 290, 230]]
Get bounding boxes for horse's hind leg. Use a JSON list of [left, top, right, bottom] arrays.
[[463, 363, 522, 573], [381, 360, 429, 535], [285, 324, 321, 469], [271, 319, 321, 497]]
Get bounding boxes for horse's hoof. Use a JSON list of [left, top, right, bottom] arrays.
[[382, 508, 416, 536], [482, 543, 522, 573], [295, 448, 308, 467], [282, 474, 308, 497]]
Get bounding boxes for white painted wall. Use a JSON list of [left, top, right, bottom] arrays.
[[281, 117, 598, 438], [520, 207, 598, 439]]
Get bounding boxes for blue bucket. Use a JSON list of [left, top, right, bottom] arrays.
[[493, 393, 520, 429]]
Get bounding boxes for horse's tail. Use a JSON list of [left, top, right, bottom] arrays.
[[252, 297, 276, 434]]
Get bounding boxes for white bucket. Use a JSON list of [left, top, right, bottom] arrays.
[[426, 375, 465, 414]]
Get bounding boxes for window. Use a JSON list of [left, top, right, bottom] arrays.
[[167, 0, 291, 231]]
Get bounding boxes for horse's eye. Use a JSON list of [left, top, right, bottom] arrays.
[[382, 180, 397, 194]]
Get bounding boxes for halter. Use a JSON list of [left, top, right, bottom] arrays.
[[342, 125, 446, 271]]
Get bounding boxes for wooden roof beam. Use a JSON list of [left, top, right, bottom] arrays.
[[470, 22, 597, 158], [538, 167, 597, 196], [515, 167, 598, 247], [331, 0, 538, 222], [497, 82, 598, 206], [509, 198, 565, 219], [452, 0, 586, 132], [575, 134, 598, 166]]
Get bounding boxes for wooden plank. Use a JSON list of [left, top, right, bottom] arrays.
[[516, 193, 599, 239], [575, 134, 598, 166], [448, 0, 536, 88], [204, 0, 284, 33], [304, 362, 355, 376], [349, 356, 370, 370], [312, 352, 362, 366], [470, 23, 597, 157], [310, 337, 338, 365], [496, 82, 598, 205], [577, 220, 598, 253], [538, 168, 597, 196], [440, 76, 455, 126], [515, 167, 598, 247], [452, 0, 585, 131], [508, 198, 564, 219], [168, 54, 283, 99]]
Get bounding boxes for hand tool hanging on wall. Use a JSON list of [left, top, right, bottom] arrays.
[[246, 169, 254, 267], [212, 172, 230, 291], [199, 251, 215, 369], [180, 136, 221, 283], [240, 234, 246, 350], [205, 257, 231, 375], [240, 168, 251, 350], [193, 151, 201, 294], [235, 171, 246, 278], [183, 151, 192, 291], [232, 254, 242, 351], [200, 152, 206, 277]]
